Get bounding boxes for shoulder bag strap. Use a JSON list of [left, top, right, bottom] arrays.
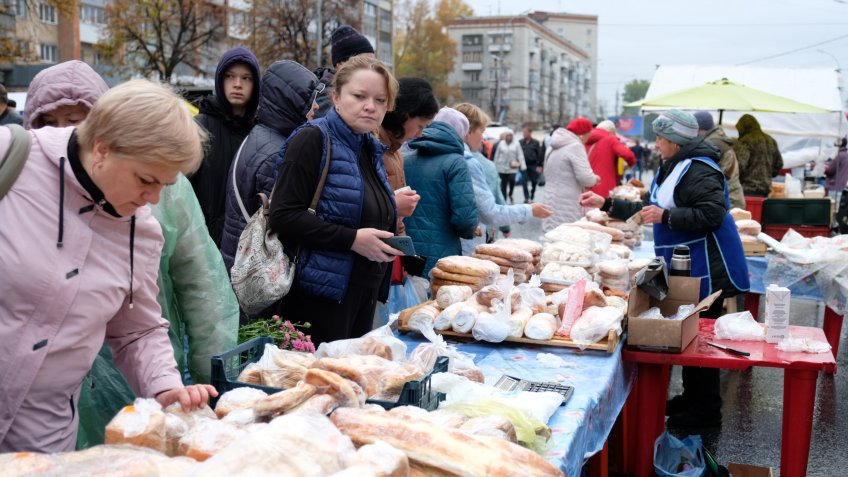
[[0, 124, 32, 200], [307, 128, 332, 215], [231, 137, 251, 221]]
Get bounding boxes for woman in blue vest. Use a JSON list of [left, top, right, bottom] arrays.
[[269, 56, 401, 345], [582, 109, 749, 427]]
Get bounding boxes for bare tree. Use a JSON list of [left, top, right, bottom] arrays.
[[1, 0, 75, 63], [241, 0, 358, 70], [98, 0, 225, 82]]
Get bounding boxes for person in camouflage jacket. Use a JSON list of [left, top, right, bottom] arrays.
[[694, 111, 745, 208], [733, 113, 783, 197]]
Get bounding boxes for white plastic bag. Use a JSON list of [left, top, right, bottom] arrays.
[[714, 311, 765, 341], [776, 337, 832, 353]]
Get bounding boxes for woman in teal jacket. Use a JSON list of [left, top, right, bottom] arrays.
[[403, 121, 479, 275]]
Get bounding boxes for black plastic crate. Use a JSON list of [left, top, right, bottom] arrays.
[[210, 336, 447, 411], [761, 198, 831, 226]]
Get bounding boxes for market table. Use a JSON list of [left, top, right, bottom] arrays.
[[396, 333, 635, 477], [621, 319, 836, 477], [745, 255, 844, 363], [632, 241, 844, 365]]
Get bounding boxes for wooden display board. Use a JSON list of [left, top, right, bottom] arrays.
[[397, 300, 619, 353], [743, 241, 767, 257]]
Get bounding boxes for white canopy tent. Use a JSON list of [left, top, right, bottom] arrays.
[[642, 65, 846, 168]]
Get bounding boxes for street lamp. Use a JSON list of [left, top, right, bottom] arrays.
[[490, 55, 501, 120]]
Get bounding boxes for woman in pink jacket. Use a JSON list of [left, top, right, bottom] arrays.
[[0, 80, 216, 453]]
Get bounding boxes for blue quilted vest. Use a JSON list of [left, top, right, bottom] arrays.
[[280, 108, 394, 302], [650, 157, 750, 300]]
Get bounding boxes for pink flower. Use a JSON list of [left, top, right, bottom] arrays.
[[272, 315, 281, 322]]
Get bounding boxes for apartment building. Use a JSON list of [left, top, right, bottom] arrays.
[[447, 11, 597, 126]]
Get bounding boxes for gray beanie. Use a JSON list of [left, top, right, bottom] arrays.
[[652, 109, 699, 146]]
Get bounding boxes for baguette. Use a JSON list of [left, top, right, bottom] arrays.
[[430, 267, 492, 285], [331, 408, 564, 477], [475, 243, 534, 263], [435, 255, 500, 277]]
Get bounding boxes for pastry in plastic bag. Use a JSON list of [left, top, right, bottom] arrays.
[[508, 307, 533, 338], [450, 306, 479, 333], [215, 387, 268, 418], [304, 369, 365, 408], [331, 440, 410, 477], [436, 285, 473, 309], [252, 382, 318, 418], [435, 255, 500, 278], [735, 219, 762, 236], [312, 355, 397, 398], [178, 419, 246, 461], [570, 306, 623, 348], [104, 398, 167, 454], [459, 415, 518, 443], [524, 313, 559, 341], [471, 311, 511, 343]]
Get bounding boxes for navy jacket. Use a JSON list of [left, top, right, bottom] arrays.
[[403, 121, 479, 276], [220, 61, 319, 272]]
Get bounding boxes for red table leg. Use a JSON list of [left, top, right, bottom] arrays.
[[586, 440, 609, 477], [822, 307, 843, 362], [745, 292, 760, 320], [780, 369, 819, 477], [631, 363, 670, 477]]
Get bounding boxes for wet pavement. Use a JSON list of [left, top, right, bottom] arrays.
[[509, 183, 848, 476]]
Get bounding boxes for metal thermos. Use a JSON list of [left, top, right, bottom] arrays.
[[670, 245, 691, 277]]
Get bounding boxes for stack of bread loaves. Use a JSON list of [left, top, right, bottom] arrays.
[[429, 255, 500, 295], [730, 208, 762, 243], [492, 238, 543, 274], [472, 242, 537, 284]]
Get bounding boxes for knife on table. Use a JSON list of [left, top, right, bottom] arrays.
[[706, 341, 750, 357]]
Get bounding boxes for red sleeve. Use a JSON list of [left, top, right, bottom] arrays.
[[613, 140, 637, 166]]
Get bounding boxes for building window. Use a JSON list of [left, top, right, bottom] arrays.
[[15, 0, 27, 17], [462, 35, 482, 46], [364, 2, 377, 17], [40, 44, 58, 63], [80, 4, 105, 24], [379, 40, 392, 64], [38, 3, 57, 24], [468, 71, 480, 82], [462, 51, 481, 63]]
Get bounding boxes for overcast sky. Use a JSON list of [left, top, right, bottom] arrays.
[[463, 0, 848, 114]]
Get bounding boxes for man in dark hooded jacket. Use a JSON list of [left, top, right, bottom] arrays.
[[734, 113, 783, 197], [220, 60, 321, 274], [190, 47, 261, 246]]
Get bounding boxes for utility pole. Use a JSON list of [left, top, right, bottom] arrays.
[[315, 0, 323, 68]]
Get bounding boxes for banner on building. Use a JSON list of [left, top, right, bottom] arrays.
[[612, 116, 644, 136]]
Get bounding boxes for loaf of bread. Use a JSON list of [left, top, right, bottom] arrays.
[[524, 313, 559, 341], [408, 303, 439, 331], [730, 208, 752, 221], [330, 407, 564, 477], [541, 282, 569, 293], [475, 243, 534, 263], [509, 307, 534, 338], [475, 284, 505, 307], [494, 238, 544, 256], [236, 362, 262, 385], [304, 369, 365, 408], [436, 285, 473, 308], [567, 220, 625, 241], [735, 219, 761, 236], [104, 399, 168, 454], [287, 394, 340, 416], [435, 255, 500, 277], [252, 382, 317, 418], [540, 262, 592, 282], [311, 355, 394, 398], [473, 252, 527, 268], [177, 419, 245, 461], [215, 387, 268, 418]]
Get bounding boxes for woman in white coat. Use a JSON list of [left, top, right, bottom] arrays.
[[542, 118, 599, 232], [493, 129, 526, 203]]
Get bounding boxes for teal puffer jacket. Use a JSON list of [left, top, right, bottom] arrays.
[[403, 121, 479, 276]]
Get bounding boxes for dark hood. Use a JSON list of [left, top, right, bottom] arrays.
[[257, 60, 320, 136], [212, 46, 261, 121], [197, 95, 254, 134], [313, 66, 335, 87], [656, 134, 721, 185], [736, 114, 762, 138]]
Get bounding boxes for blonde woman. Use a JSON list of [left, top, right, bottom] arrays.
[[0, 80, 215, 452]]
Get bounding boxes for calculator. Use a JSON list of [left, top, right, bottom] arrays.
[[494, 375, 574, 405]]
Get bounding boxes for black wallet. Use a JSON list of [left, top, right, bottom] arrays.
[[401, 254, 427, 277]]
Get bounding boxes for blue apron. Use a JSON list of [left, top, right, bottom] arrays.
[[650, 157, 750, 300]]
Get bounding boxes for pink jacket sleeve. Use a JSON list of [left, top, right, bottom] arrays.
[[105, 245, 183, 398]]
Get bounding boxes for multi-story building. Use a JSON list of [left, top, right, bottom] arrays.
[[1, 0, 393, 92], [447, 11, 597, 127]]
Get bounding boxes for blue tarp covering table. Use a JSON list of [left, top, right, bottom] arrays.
[[396, 333, 636, 476]]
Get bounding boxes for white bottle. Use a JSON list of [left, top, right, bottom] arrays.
[[765, 283, 791, 343]]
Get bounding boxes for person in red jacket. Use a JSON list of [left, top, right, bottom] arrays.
[[586, 120, 636, 198]]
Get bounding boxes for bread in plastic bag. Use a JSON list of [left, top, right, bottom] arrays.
[[253, 343, 315, 389], [436, 285, 473, 309], [214, 386, 268, 418], [0, 444, 199, 477], [524, 313, 559, 341], [714, 311, 765, 340], [191, 412, 356, 477], [471, 311, 511, 343], [776, 337, 832, 353], [407, 327, 483, 383], [177, 419, 246, 461], [330, 440, 410, 477], [450, 305, 479, 333], [570, 306, 623, 349], [315, 320, 408, 361], [459, 415, 518, 443], [104, 398, 167, 453]]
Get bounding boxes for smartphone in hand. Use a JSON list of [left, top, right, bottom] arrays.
[[380, 235, 416, 256]]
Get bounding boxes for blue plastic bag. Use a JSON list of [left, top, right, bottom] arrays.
[[654, 431, 706, 477]]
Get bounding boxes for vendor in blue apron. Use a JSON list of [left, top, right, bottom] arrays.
[[581, 109, 750, 428]]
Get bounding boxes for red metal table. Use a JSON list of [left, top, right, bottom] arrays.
[[621, 319, 836, 477]]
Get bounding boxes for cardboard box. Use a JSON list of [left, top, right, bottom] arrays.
[[742, 240, 767, 256], [727, 463, 774, 477], [626, 276, 721, 352]]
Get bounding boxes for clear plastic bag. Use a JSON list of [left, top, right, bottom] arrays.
[[776, 337, 832, 353], [669, 304, 696, 321], [637, 307, 664, 320], [714, 311, 765, 341], [314, 319, 408, 361], [653, 432, 705, 477], [570, 306, 623, 349]]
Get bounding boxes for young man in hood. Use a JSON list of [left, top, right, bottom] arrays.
[[190, 47, 261, 247]]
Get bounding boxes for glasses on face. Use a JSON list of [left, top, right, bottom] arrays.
[[307, 82, 326, 115]]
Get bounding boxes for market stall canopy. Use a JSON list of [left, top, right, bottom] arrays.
[[628, 78, 829, 124], [633, 65, 847, 168]]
